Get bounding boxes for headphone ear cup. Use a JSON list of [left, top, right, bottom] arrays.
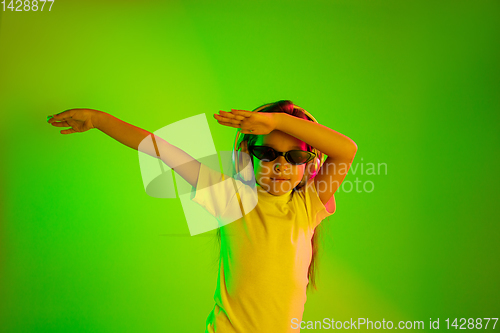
[[309, 150, 322, 179], [234, 140, 254, 183], [311, 157, 320, 178], [309, 159, 319, 179]]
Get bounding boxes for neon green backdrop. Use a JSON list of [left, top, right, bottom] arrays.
[[1, 0, 498, 332]]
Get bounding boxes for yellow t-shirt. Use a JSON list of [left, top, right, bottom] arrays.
[[191, 164, 335, 333]]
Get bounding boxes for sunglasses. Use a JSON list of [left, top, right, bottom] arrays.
[[248, 145, 316, 165]]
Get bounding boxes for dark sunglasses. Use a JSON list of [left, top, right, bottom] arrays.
[[248, 145, 316, 165]]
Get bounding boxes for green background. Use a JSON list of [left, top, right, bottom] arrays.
[[1, 0, 499, 332]]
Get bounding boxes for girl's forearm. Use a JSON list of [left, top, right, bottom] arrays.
[[94, 111, 200, 187], [274, 113, 357, 159], [95, 111, 152, 152]]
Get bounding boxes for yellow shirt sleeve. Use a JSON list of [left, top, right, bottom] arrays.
[[297, 178, 336, 229]]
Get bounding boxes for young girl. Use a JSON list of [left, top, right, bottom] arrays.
[[47, 100, 357, 332]]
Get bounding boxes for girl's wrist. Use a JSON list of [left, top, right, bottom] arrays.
[[92, 110, 107, 131], [273, 113, 285, 131]]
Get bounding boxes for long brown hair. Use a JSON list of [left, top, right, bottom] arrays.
[[216, 99, 325, 292]]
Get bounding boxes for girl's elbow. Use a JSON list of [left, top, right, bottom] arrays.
[[349, 140, 358, 154]]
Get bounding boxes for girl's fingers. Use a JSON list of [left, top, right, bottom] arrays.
[[61, 128, 76, 134], [52, 109, 75, 120], [230, 110, 252, 117], [49, 114, 73, 124], [214, 114, 242, 125], [51, 121, 70, 127], [219, 110, 245, 121]]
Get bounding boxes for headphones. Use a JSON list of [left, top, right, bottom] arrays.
[[231, 103, 325, 189]]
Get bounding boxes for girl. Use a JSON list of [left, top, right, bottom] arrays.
[[48, 100, 357, 332]]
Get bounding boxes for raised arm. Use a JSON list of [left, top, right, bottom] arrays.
[[49, 109, 201, 187], [214, 109, 358, 205]]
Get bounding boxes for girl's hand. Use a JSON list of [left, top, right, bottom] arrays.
[[213, 109, 277, 135], [48, 108, 101, 134]]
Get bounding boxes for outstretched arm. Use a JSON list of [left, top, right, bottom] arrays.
[[95, 112, 201, 188], [273, 113, 357, 204], [49, 109, 201, 187]]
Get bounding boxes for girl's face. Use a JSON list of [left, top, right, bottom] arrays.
[[250, 130, 308, 196]]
